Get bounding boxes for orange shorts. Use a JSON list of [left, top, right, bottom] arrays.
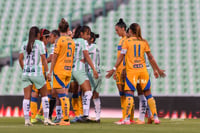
[[53, 74, 71, 89], [116, 69, 125, 85], [124, 71, 151, 91]]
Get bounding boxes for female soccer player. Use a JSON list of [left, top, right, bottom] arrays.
[[125, 28, 153, 124], [19, 26, 54, 126], [30, 29, 52, 123], [70, 25, 98, 122], [86, 32, 102, 122], [47, 18, 75, 126], [114, 18, 127, 124], [106, 23, 166, 124]]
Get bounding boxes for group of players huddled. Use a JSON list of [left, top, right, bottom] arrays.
[[18, 18, 166, 126]]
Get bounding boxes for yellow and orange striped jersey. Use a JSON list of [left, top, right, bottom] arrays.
[[121, 37, 150, 72], [54, 36, 75, 76], [117, 36, 126, 71]]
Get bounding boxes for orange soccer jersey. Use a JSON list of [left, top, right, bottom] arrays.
[[117, 36, 126, 71], [121, 38, 151, 91], [54, 36, 75, 76]]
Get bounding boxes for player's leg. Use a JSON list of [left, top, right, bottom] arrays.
[[30, 87, 39, 123], [23, 85, 33, 126], [73, 70, 92, 121], [53, 74, 71, 125], [70, 81, 80, 122], [78, 88, 83, 117], [22, 75, 33, 126], [92, 91, 101, 122], [135, 83, 147, 124], [54, 95, 62, 123], [140, 72, 160, 124], [116, 71, 126, 122]]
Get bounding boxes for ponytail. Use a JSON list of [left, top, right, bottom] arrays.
[[90, 32, 100, 43], [26, 26, 40, 54]]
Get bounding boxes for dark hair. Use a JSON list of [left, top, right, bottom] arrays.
[[73, 25, 91, 39], [90, 32, 99, 43], [40, 28, 50, 40], [126, 28, 129, 33], [115, 18, 126, 30], [59, 18, 69, 33], [129, 23, 143, 40], [51, 29, 60, 37], [26, 26, 40, 55]]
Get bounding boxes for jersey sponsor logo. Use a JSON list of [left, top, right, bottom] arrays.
[[64, 66, 71, 70], [133, 64, 143, 68], [64, 60, 72, 63], [134, 60, 141, 63]]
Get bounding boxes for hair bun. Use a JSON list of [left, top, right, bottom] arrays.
[[119, 18, 124, 23], [61, 18, 66, 23], [95, 34, 100, 38]]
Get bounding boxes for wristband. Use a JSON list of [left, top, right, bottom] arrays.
[[113, 67, 116, 71]]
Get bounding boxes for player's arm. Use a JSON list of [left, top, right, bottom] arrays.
[[146, 51, 166, 78], [19, 53, 24, 70], [47, 55, 52, 63], [83, 50, 98, 79], [106, 54, 125, 78], [47, 53, 58, 81], [41, 54, 48, 72]]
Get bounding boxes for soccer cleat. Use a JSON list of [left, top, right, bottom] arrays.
[[31, 118, 38, 124], [58, 119, 70, 126], [44, 118, 56, 126], [154, 119, 160, 124], [70, 117, 80, 123], [130, 120, 135, 124], [36, 114, 44, 122], [114, 118, 123, 124], [135, 119, 145, 125], [53, 117, 61, 124], [147, 117, 154, 124], [25, 120, 33, 126], [122, 120, 131, 125], [78, 116, 94, 123]]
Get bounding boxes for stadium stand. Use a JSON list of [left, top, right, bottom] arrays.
[[0, 0, 200, 96]]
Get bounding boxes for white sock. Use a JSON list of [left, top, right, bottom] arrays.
[[82, 91, 92, 117], [42, 96, 49, 119], [146, 104, 152, 118], [56, 106, 62, 119], [138, 95, 147, 121], [23, 99, 30, 121], [93, 98, 101, 120]]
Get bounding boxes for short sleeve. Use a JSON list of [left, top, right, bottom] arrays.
[[82, 40, 89, 51], [54, 38, 61, 54], [121, 39, 129, 54], [51, 44, 54, 55], [144, 41, 151, 52], [40, 42, 46, 55]]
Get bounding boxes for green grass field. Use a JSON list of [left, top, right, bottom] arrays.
[[0, 118, 200, 133]]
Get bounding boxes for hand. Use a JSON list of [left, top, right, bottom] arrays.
[[121, 69, 126, 80], [154, 71, 159, 79], [93, 70, 99, 79], [158, 69, 166, 78], [47, 73, 52, 81], [113, 72, 117, 80], [106, 69, 115, 79]]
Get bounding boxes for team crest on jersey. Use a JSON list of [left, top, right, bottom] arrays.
[[64, 66, 71, 70]]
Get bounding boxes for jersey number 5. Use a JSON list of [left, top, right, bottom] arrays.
[[67, 43, 72, 57]]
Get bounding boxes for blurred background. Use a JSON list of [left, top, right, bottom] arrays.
[[0, 0, 200, 118]]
